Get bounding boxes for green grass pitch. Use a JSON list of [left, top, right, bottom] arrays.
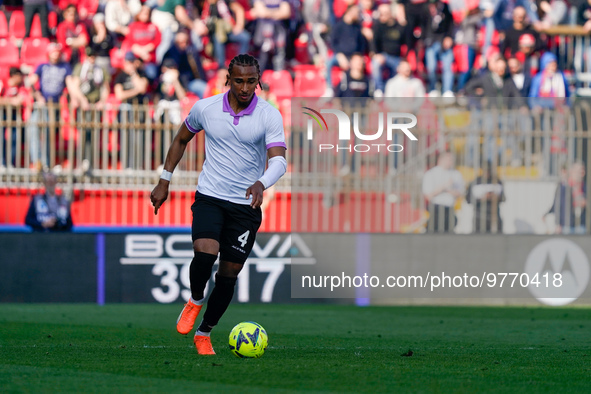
[[1, 304, 590, 393]]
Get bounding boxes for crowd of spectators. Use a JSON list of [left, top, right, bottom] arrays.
[[0, 0, 583, 107], [0, 0, 585, 172]]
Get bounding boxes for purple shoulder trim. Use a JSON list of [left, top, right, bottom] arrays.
[[185, 120, 201, 134], [266, 142, 287, 150]]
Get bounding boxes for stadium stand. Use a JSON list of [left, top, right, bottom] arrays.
[[0, 38, 19, 67], [0, 0, 590, 234], [0, 12, 7, 38], [20, 37, 50, 69], [7, 9, 25, 40], [28, 14, 43, 38]]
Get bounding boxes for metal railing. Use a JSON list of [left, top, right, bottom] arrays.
[[545, 25, 591, 96], [289, 97, 591, 234], [1, 98, 590, 234]]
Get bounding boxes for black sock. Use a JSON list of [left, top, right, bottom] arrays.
[[190, 252, 218, 301], [201, 274, 237, 329]]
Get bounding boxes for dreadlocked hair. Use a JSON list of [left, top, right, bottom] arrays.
[[226, 54, 263, 89]]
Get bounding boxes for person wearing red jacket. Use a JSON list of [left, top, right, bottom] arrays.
[[56, 4, 90, 65], [124, 5, 162, 81]]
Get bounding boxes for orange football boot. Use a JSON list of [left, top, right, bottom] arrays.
[[176, 299, 202, 335], [194, 335, 216, 355]]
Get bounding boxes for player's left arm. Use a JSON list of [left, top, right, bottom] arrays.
[[246, 147, 287, 209]]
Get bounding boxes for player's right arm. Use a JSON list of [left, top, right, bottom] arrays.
[[150, 122, 196, 215]]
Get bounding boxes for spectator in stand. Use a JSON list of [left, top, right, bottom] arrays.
[[423, 0, 455, 97], [466, 53, 527, 165], [69, 47, 111, 173], [70, 47, 110, 111], [324, 5, 367, 97], [383, 59, 425, 137], [251, 0, 292, 71], [371, 2, 405, 97], [89, 13, 116, 73], [163, 30, 208, 98], [455, 5, 482, 93], [545, 161, 587, 234], [501, 6, 541, 57], [507, 56, 531, 97], [465, 163, 505, 233], [124, 5, 162, 82], [479, 0, 537, 67], [202, 0, 250, 68], [25, 171, 73, 232], [114, 52, 149, 105], [515, 33, 539, 77], [204, 67, 230, 97], [28, 43, 74, 170], [529, 52, 569, 109], [533, 0, 569, 30], [302, 0, 331, 64], [104, 0, 141, 38], [577, 0, 591, 30], [397, 0, 429, 52], [155, 59, 187, 125], [114, 52, 149, 168], [152, 0, 209, 63], [24, 0, 50, 38], [334, 52, 372, 98], [422, 151, 465, 233], [56, 4, 90, 65], [0, 68, 29, 167], [465, 53, 526, 108], [384, 58, 426, 99]]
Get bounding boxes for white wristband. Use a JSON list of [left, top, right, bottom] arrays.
[[160, 169, 173, 181]]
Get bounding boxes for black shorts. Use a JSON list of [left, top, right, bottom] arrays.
[[191, 191, 262, 264]]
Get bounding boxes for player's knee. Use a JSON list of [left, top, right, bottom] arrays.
[[193, 238, 220, 255], [218, 261, 243, 278]]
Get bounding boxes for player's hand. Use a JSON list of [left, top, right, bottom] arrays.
[[443, 37, 453, 50], [150, 179, 169, 215], [246, 181, 264, 209], [42, 217, 57, 228]]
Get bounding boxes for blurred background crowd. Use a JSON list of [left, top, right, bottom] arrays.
[[0, 0, 589, 235], [0, 0, 587, 107]]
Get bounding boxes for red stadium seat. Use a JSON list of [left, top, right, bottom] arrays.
[[20, 37, 50, 68], [0, 12, 8, 38], [8, 10, 26, 40], [0, 38, 19, 67], [261, 70, 293, 100], [294, 67, 326, 97], [292, 64, 319, 73], [29, 14, 43, 38]]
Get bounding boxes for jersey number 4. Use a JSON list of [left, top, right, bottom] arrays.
[[238, 230, 250, 247]]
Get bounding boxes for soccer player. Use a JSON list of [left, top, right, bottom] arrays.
[[150, 54, 287, 355]]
